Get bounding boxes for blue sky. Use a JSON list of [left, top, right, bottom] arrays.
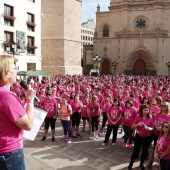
[[82, 0, 110, 23]]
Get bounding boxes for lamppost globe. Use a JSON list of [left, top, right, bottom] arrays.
[[5, 41, 21, 70], [93, 54, 101, 76], [12, 41, 16, 49]]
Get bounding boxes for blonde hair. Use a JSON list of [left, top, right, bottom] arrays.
[[0, 55, 14, 86]]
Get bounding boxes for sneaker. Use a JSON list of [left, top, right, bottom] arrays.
[[127, 164, 132, 170], [112, 143, 116, 146], [89, 136, 95, 140], [119, 129, 123, 134], [147, 161, 153, 169], [71, 135, 78, 138], [101, 143, 107, 146], [52, 136, 55, 142], [65, 139, 71, 144], [140, 164, 145, 170], [95, 135, 99, 139], [99, 132, 106, 136], [76, 133, 82, 137], [41, 136, 46, 141], [121, 143, 127, 148], [128, 144, 133, 149], [60, 136, 67, 141]]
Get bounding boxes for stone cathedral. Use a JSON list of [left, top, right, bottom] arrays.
[[92, 0, 170, 75]]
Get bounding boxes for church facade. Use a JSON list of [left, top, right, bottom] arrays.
[[93, 0, 170, 75]]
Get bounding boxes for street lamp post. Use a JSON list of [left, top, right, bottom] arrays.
[[93, 54, 101, 72], [6, 41, 21, 70], [166, 61, 170, 75], [112, 61, 118, 75]]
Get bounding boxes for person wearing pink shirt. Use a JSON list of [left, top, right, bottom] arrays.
[[129, 94, 140, 110], [121, 100, 137, 149], [71, 94, 83, 138], [60, 97, 72, 144], [81, 93, 91, 133], [87, 95, 101, 140], [102, 99, 122, 146], [67, 92, 75, 105], [128, 105, 154, 170], [40, 90, 58, 142], [148, 101, 170, 169], [0, 55, 35, 170], [154, 121, 170, 170], [99, 94, 112, 135], [149, 99, 160, 118]]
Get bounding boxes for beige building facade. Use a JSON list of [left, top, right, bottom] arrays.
[[84, 0, 170, 75], [0, 0, 41, 71], [41, 0, 82, 76]]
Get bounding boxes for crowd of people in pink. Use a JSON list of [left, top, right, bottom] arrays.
[[11, 75, 170, 170]]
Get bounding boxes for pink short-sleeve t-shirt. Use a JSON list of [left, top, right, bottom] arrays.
[[0, 87, 27, 154], [133, 115, 154, 137], [123, 107, 137, 127], [157, 134, 170, 160]]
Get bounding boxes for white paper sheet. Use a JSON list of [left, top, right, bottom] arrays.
[[24, 107, 47, 141]]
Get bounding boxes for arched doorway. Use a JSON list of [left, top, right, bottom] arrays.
[[125, 50, 156, 75], [133, 58, 146, 75], [101, 60, 110, 74]]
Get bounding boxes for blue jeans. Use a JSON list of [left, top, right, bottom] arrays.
[[160, 159, 170, 170], [61, 120, 71, 137], [0, 149, 26, 170]]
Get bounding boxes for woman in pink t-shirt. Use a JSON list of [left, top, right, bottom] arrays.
[[99, 93, 112, 135], [102, 99, 122, 146], [40, 90, 57, 142], [87, 95, 101, 140], [0, 55, 35, 170], [154, 121, 170, 170], [71, 94, 83, 138], [149, 99, 160, 118], [148, 101, 170, 168], [121, 100, 137, 149], [60, 97, 72, 144], [128, 104, 154, 170], [81, 93, 91, 133]]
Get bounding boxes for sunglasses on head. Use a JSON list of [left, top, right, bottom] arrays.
[[163, 125, 169, 129]]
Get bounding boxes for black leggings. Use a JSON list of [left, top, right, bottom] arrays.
[[104, 125, 119, 143], [71, 112, 81, 127], [91, 115, 99, 132], [160, 159, 170, 170], [102, 112, 108, 128], [45, 117, 56, 130], [129, 133, 152, 166], [123, 125, 133, 144]]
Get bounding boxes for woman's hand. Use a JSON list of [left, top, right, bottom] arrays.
[[147, 127, 153, 131], [25, 84, 36, 100], [154, 153, 159, 160]]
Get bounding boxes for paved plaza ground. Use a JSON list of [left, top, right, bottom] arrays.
[[24, 120, 158, 170]]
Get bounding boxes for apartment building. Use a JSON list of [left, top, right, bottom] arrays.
[[0, 0, 41, 71], [81, 19, 95, 58]]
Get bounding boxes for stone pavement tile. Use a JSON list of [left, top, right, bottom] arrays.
[[25, 154, 54, 170], [57, 165, 95, 170], [70, 151, 114, 170]]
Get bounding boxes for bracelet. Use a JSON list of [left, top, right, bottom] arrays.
[[26, 99, 34, 104]]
